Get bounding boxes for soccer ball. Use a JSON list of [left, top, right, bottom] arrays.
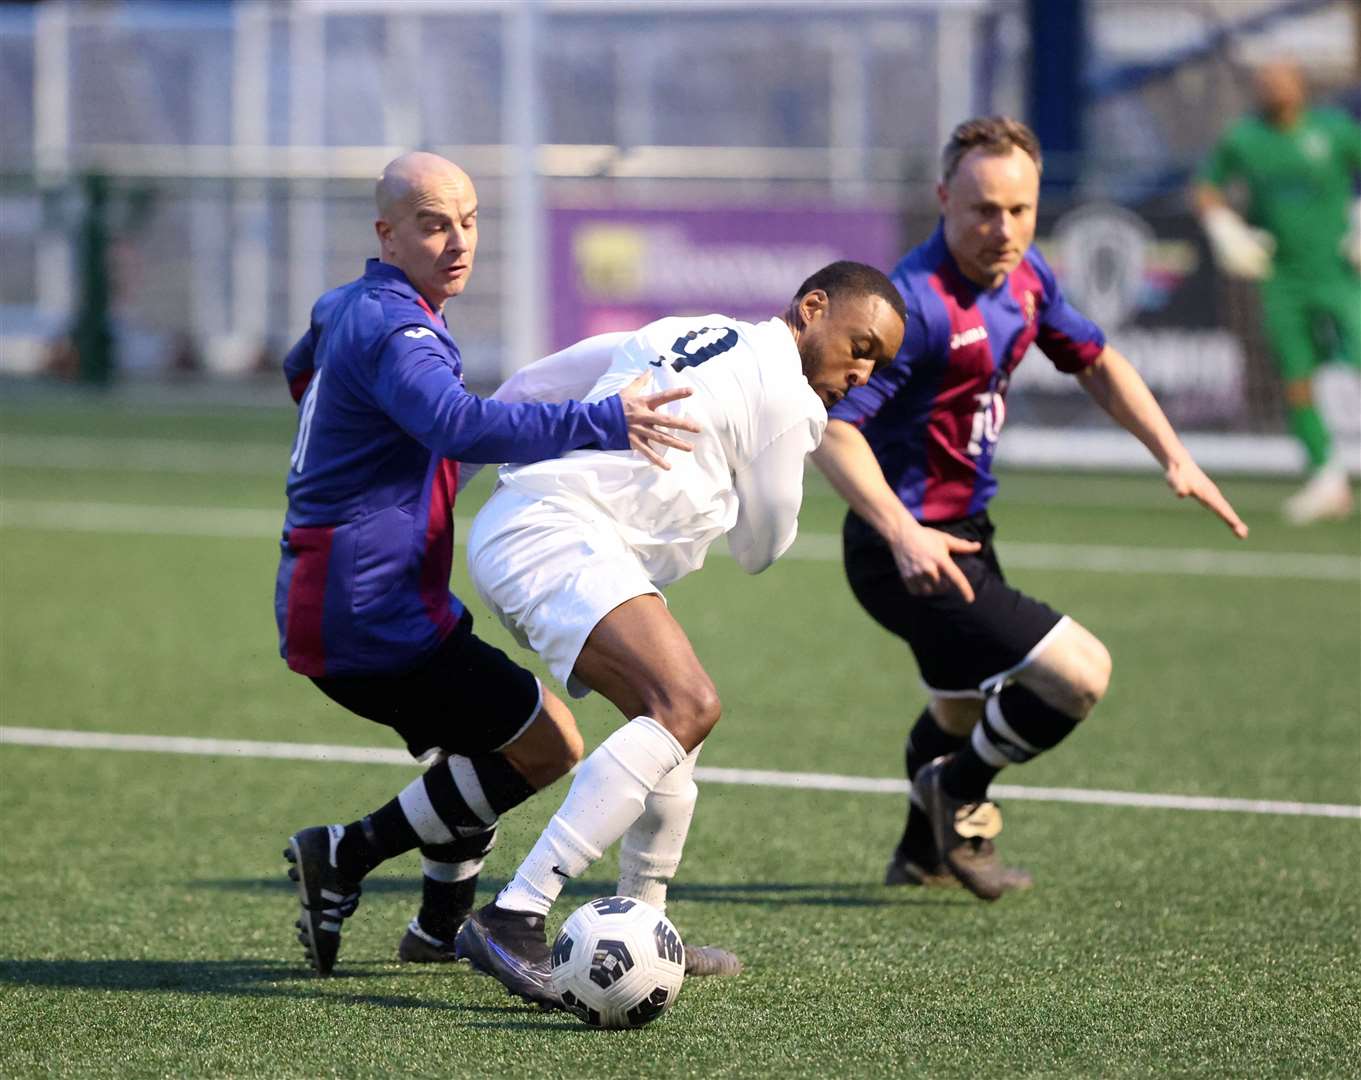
[[550, 896, 685, 1029]]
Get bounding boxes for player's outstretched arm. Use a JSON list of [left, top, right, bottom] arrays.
[[454, 333, 672, 492], [812, 419, 981, 600], [1078, 346, 1249, 539], [617, 373, 700, 470], [375, 334, 702, 468], [1194, 183, 1274, 281]]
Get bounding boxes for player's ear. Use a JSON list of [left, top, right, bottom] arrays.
[[935, 181, 948, 211], [799, 288, 830, 325], [374, 219, 391, 248]]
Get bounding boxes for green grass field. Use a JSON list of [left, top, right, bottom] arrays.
[[2, 399, 1358, 1078]]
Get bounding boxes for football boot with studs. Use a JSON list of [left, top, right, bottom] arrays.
[[397, 918, 463, 964], [284, 824, 362, 976], [683, 944, 744, 977], [884, 843, 1033, 893], [913, 757, 1031, 901], [455, 902, 560, 1009]]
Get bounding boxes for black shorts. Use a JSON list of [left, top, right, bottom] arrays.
[[310, 609, 542, 759], [842, 510, 1066, 698]]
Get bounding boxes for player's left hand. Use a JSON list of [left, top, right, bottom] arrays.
[[619, 373, 702, 469], [1165, 457, 1249, 538]]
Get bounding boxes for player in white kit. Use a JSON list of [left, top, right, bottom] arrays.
[[454, 262, 908, 1006]]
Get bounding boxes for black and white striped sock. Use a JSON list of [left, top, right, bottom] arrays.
[[336, 752, 534, 880], [415, 827, 497, 943], [941, 685, 1082, 801]]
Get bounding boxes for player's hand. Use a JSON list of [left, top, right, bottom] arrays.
[[890, 526, 981, 602], [1202, 206, 1274, 281], [1165, 456, 1249, 539], [618, 373, 701, 470]]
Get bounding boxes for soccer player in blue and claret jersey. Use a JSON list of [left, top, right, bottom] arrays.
[[277, 151, 699, 975], [813, 118, 1249, 900]]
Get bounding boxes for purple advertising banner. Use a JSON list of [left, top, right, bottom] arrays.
[[548, 206, 903, 351]]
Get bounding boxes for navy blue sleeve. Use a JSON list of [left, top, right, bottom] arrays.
[[283, 328, 317, 404], [371, 330, 629, 463], [1029, 250, 1106, 373], [828, 306, 929, 428]]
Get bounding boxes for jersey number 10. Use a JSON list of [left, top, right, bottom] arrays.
[[291, 370, 322, 474], [966, 390, 1006, 459], [655, 327, 740, 372]]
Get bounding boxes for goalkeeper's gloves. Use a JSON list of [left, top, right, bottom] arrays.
[[1341, 198, 1361, 275], [1202, 204, 1275, 281]]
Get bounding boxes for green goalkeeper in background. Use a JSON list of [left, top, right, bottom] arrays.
[[1195, 60, 1361, 524]]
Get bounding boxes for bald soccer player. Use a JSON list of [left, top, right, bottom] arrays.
[[276, 151, 699, 977]]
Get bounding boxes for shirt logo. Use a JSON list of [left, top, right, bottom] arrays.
[[1022, 290, 1037, 325], [949, 326, 988, 351], [1301, 130, 1329, 161], [403, 327, 437, 340]]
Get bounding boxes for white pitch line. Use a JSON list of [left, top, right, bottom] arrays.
[[0, 434, 283, 475], [693, 765, 1361, 819], [0, 726, 413, 766], [3, 432, 1302, 514], [2, 726, 1357, 821], [11, 431, 1361, 517], [780, 530, 1360, 581], [0, 499, 284, 539], [5, 429, 1355, 514], [2, 497, 1357, 583]]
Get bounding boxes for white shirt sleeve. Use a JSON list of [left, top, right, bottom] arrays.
[[489, 332, 632, 405], [726, 418, 821, 574]]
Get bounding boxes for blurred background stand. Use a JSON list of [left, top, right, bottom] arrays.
[[1, 0, 1356, 470]]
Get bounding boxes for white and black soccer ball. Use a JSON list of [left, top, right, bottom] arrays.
[[550, 896, 685, 1030]]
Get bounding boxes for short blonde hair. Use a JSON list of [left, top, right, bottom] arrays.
[[941, 116, 1043, 182]]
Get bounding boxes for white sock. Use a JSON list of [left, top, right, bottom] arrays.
[[616, 744, 701, 911], [497, 716, 686, 917]]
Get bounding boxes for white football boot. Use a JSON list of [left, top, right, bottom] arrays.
[[1282, 465, 1353, 525]]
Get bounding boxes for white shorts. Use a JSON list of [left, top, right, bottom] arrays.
[[466, 486, 661, 699]]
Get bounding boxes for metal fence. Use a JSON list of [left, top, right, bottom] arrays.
[[2, 0, 1009, 382], [1, 0, 1357, 469]]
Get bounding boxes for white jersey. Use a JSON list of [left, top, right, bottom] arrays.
[[490, 314, 826, 587]]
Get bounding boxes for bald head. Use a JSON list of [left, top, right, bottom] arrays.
[[375, 151, 473, 220], [374, 151, 479, 311], [1254, 61, 1307, 124]]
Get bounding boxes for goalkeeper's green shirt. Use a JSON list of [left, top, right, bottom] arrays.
[[1200, 107, 1361, 280]]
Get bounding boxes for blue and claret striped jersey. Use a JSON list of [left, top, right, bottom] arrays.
[[829, 224, 1106, 522], [275, 259, 629, 677]]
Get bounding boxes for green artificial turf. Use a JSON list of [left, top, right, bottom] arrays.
[[1, 403, 1358, 1078]]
